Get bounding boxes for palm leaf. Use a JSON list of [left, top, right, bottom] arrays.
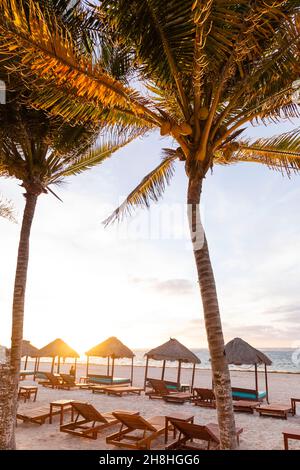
[[0, 194, 17, 223], [103, 148, 178, 225], [234, 128, 300, 176], [0, 0, 160, 126]]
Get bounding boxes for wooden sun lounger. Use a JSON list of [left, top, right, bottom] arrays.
[[233, 400, 261, 414], [147, 379, 191, 404], [282, 427, 300, 450], [192, 388, 216, 408], [38, 372, 63, 389], [17, 406, 60, 425], [91, 384, 129, 394], [59, 374, 89, 390], [166, 420, 220, 450], [103, 386, 144, 397], [60, 402, 135, 439], [256, 403, 292, 419], [106, 412, 166, 449]]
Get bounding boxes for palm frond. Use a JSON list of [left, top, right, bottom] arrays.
[[0, 194, 17, 223], [234, 128, 300, 176], [0, 0, 160, 126], [103, 148, 178, 225]]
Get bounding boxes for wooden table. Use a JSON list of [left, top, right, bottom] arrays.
[[79, 376, 88, 384], [291, 398, 300, 416], [164, 412, 194, 443], [49, 400, 74, 425], [282, 427, 300, 450], [18, 386, 38, 403], [180, 384, 191, 393]]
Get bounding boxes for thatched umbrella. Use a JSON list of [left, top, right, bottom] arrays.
[[144, 338, 201, 389], [37, 338, 79, 375], [86, 337, 135, 384], [21, 340, 39, 371], [225, 337, 272, 402]]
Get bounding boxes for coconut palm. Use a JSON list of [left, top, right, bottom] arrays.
[[1, 0, 300, 448]]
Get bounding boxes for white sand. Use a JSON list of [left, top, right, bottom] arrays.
[[16, 363, 300, 450]]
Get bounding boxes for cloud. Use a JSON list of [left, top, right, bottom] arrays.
[[131, 277, 195, 295]]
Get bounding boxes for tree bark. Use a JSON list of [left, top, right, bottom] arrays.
[[187, 175, 237, 450], [0, 191, 37, 450]]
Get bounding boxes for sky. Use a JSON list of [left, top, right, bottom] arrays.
[[1, 119, 300, 355]]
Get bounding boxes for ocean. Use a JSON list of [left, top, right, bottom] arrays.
[[85, 348, 300, 374]]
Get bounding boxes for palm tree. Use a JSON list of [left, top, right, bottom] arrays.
[[1, 0, 300, 448]]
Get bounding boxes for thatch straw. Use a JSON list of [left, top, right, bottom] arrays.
[[38, 338, 79, 358], [145, 338, 200, 364], [225, 337, 272, 365], [21, 340, 39, 358], [86, 337, 134, 359]]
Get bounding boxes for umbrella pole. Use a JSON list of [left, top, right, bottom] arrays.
[[191, 364, 196, 391], [131, 357, 134, 385], [33, 357, 38, 380], [111, 357, 115, 382], [51, 357, 55, 374], [161, 360, 166, 380], [177, 360, 182, 388], [57, 356, 60, 374], [254, 364, 258, 399], [24, 355, 28, 370], [86, 356, 90, 378], [74, 358, 77, 379], [144, 356, 149, 389], [265, 364, 269, 403], [107, 357, 110, 376]]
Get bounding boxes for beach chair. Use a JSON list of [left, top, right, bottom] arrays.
[[256, 403, 293, 419], [192, 388, 216, 408], [147, 379, 191, 403], [166, 420, 243, 450], [59, 374, 89, 390], [60, 402, 120, 439], [17, 406, 60, 425], [106, 412, 166, 449], [38, 372, 62, 389]]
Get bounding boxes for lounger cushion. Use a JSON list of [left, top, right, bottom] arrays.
[[232, 390, 266, 400], [88, 377, 129, 384]]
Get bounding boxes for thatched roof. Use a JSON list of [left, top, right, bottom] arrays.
[[145, 338, 200, 364], [225, 338, 272, 365], [86, 337, 134, 359], [21, 340, 39, 358], [38, 338, 79, 358]]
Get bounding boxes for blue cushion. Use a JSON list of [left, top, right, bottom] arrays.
[[89, 377, 129, 384], [232, 390, 266, 399]]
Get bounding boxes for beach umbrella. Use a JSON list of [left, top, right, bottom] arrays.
[[21, 340, 39, 370], [224, 337, 272, 402], [37, 338, 79, 375], [144, 338, 201, 389], [86, 337, 135, 383]]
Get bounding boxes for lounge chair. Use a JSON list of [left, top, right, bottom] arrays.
[[256, 403, 292, 419], [38, 372, 62, 389], [147, 379, 191, 404], [102, 386, 144, 397], [17, 406, 60, 425], [232, 387, 266, 402], [233, 400, 261, 414], [106, 412, 166, 449], [60, 402, 121, 439], [60, 374, 89, 390], [166, 420, 243, 450], [192, 388, 216, 408]]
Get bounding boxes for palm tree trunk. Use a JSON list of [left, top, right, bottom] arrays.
[[0, 191, 37, 450], [187, 175, 237, 450]]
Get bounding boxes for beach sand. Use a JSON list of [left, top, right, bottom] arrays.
[[16, 363, 300, 450]]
